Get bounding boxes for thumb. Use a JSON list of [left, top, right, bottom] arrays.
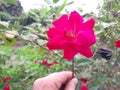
[[65, 78, 78, 90]]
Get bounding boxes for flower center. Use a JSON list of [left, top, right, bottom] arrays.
[[66, 31, 75, 40]]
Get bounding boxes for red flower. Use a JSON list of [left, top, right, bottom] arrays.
[[80, 78, 90, 83], [47, 61, 59, 67], [3, 77, 11, 83], [115, 40, 120, 47], [41, 59, 48, 65], [47, 11, 96, 60], [41, 59, 59, 67], [34, 60, 38, 63], [3, 84, 10, 90], [80, 78, 90, 90], [80, 85, 88, 90]]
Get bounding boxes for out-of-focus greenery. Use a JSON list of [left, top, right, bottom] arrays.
[[0, 0, 120, 90], [0, 46, 65, 90]]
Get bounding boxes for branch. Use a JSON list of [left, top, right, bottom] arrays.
[[37, 34, 48, 40]]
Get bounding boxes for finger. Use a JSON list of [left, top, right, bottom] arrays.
[[33, 78, 45, 90], [46, 71, 75, 89], [65, 78, 78, 90]]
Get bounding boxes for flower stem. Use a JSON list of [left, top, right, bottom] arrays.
[[72, 58, 75, 78]]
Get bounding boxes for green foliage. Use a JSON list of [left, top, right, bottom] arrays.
[[89, 85, 100, 90], [75, 80, 81, 90], [0, 0, 23, 17], [57, 0, 67, 14], [0, 46, 66, 90], [76, 58, 93, 66], [1, 33, 17, 46], [4, 0, 17, 5], [53, 0, 59, 3]]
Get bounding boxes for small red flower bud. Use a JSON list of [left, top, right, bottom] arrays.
[[41, 59, 59, 67], [41, 59, 47, 65], [34, 60, 38, 63], [79, 78, 90, 83], [3, 77, 11, 83], [47, 61, 59, 67], [3, 84, 10, 90]]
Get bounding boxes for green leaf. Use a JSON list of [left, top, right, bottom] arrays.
[[38, 48, 47, 55], [95, 30, 104, 36], [0, 12, 11, 21], [0, 25, 7, 29], [40, 7, 49, 18], [114, 5, 120, 10], [4, 0, 17, 5], [53, 0, 59, 3], [76, 58, 93, 66], [67, 1, 74, 6], [77, 58, 93, 63], [75, 81, 81, 90], [89, 85, 100, 90], [94, 25, 101, 31], [57, 0, 67, 14], [66, 61, 72, 65], [28, 11, 37, 19]]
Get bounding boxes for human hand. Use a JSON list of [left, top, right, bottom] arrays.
[[32, 71, 78, 90]]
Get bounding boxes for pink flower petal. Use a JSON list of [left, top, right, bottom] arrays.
[[63, 46, 77, 60], [82, 18, 95, 29], [69, 11, 83, 33], [53, 15, 70, 29], [76, 30, 96, 47], [70, 42, 93, 58], [78, 47, 93, 58], [47, 28, 65, 39], [46, 35, 65, 50]]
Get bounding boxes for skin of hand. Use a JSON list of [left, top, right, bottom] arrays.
[[32, 71, 78, 90]]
